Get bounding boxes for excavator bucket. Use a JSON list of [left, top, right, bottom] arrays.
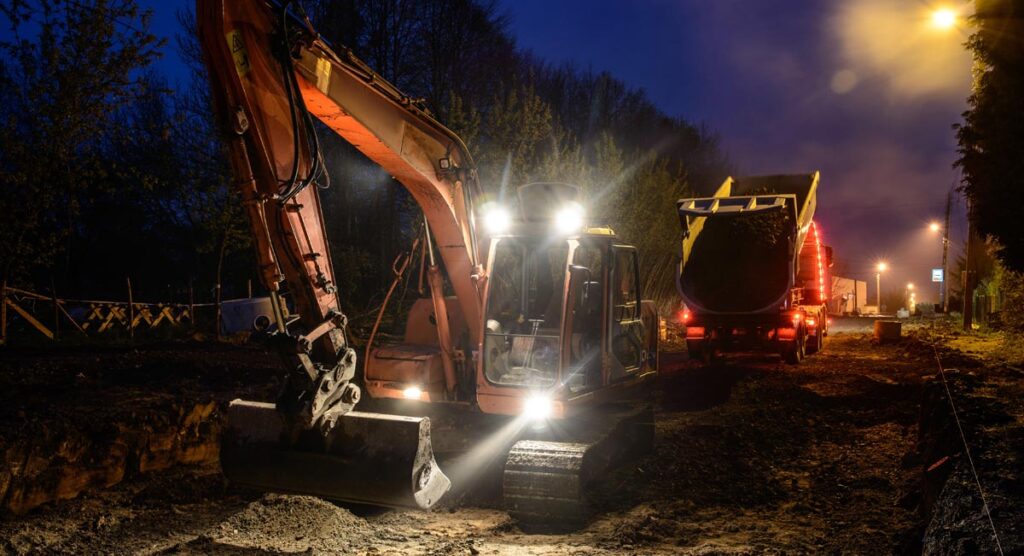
[[220, 400, 451, 509]]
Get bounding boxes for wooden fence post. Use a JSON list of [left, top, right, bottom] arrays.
[[1, 279, 7, 346], [215, 280, 223, 341], [51, 278, 60, 340], [127, 277, 134, 340], [189, 278, 196, 332]]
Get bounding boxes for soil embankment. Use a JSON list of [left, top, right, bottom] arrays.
[[0, 342, 278, 515]]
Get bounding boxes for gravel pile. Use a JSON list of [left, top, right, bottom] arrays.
[[211, 494, 377, 553]]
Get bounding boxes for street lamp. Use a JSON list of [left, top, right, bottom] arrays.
[[876, 262, 888, 311], [931, 8, 959, 30], [929, 221, 941, 233]]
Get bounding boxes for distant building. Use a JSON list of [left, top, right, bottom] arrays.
[[831, 277, 867, 315]]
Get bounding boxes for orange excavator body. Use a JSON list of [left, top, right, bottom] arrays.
[[197, 0, 657, 521]]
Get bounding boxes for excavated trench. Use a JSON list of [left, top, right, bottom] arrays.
[[912, 345, 1024, 554], [0, 324, 1020, 554], [0, 342, 280, 516]]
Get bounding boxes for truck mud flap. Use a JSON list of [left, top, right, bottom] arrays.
[[220, 400, 451, 510]]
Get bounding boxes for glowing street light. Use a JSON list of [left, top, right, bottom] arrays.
[[907, 283, 915, 290], [931, 7, 958, 30], [929, 221, 941, 233]]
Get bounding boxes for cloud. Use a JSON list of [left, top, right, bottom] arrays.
[[830, 69, 859, 94], [832, 0, 973, 99]]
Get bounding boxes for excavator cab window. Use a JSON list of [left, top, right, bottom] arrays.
[[610, 246, 644, 376], [484, 237, 569, 388], [566, 243, 606, 392]]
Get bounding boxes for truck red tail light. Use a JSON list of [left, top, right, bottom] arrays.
[[685, 326, 705, 340], [677, 310, 691, 324], [806, 317, 817, 327]]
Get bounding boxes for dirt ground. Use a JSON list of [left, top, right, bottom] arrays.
[[1, 318, 1021, 554]]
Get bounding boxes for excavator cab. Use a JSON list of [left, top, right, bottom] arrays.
[[474, 183, 659, 420], [482, 232, 653, 394], [365, 183, 658, 421]]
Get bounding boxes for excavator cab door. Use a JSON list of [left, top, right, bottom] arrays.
[[565, 241, 607, 392], [609, 245, 645, 381]]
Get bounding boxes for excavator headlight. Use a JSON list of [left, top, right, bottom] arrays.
[[482, 204, 511, 234], [554, 202, 585, 235], [523, 394, 554, 421], [402, 386, 423, 400]]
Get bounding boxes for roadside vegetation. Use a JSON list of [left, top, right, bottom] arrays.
[[955, 0, 1024, 335]]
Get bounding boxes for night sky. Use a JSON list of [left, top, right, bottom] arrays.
[[141, 0, 974, 303]]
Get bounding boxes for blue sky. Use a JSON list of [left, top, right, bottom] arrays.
[[13, 0, 974, 302], [497, 0, 973, 301]]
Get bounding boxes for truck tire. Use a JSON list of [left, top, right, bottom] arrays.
[[806, 331, 821, 355], [687, 340, 705, 362], [687, 339, 719, 365], [782, 328, 805, 364]]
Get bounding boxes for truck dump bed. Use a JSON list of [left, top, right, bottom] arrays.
[[676, 172, 820, 315]]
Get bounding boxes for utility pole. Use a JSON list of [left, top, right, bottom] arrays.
[[876, 272, 882, 309], [963, 199, 976, 331], [941, 189, 951, 312]]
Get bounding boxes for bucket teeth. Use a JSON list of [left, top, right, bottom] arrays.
[[221, 399, 451, 509]]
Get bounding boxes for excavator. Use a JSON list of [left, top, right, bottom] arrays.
[[198, 0, 659, 524]]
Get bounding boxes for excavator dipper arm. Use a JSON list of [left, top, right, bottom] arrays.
[[196, 0, 480, 509]]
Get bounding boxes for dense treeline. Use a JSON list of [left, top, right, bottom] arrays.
[[0, 0, 728, 318], [955, 0, 1024, 329]]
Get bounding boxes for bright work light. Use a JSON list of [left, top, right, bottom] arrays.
[[402, 386, 423, 400], [522, 394, 553, 421], [482, 204, 511, 234], [554, 202, 584, 235]]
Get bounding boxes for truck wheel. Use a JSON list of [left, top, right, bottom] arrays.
[[704, 345, 720, 365], [806, 332, 820, 355], [687, 340, 718, 365], [687, 340, 704, 361], [782, 328, 805, 365]]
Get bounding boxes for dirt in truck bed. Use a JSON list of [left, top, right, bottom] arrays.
[[680, 208, 792, 313], [1, 320, 1022, 554]]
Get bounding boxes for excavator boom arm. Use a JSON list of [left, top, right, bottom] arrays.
[[202, 0, 483, 339], [196, 0, 468, 508]]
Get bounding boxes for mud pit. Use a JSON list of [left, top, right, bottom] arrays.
[[1, 324, 1019, 554]]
